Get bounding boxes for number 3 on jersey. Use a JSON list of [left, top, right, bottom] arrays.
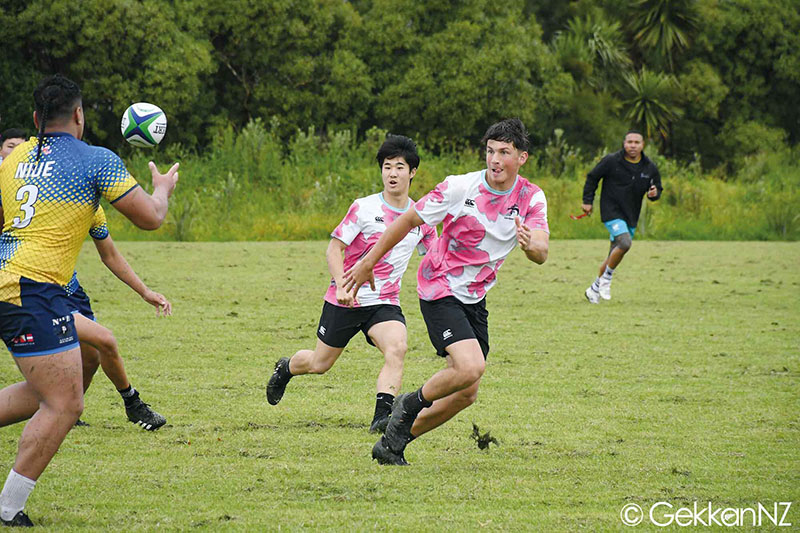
[[12, 184, 39, 229]]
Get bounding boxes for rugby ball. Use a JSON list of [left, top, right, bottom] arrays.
[[121, 103, 167, 147]]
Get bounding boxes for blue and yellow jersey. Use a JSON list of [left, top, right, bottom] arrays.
[[0, 133, 137, 292], [65, 206, 109, 297], [88, 204, 110, 241]]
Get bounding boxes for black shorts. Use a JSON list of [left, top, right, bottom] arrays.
[[67, 284, 95, 321], [316, 301, 406, 349], [419, 296, 489, 359]]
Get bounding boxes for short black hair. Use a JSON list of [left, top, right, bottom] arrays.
[[376, 134, 420, 170], [625, 129, 644, 139], [33, 74, 82, 160], [0, 128, 27, 143], [481, 118, 530, 152]]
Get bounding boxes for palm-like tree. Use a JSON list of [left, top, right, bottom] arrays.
[[623, 67, 682, 148], [628, 0, 699, 71], [568, 15, 632, 74], [551, 31, 595, 84], [552, 14, 632, 90]]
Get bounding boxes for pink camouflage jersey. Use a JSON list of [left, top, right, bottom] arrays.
[[415, 169, 549, 304], [327, 193, 438, 307]]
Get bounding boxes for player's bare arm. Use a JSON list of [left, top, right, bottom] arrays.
[[112, 161, 179, 230], [93, 236, 171, 316], [343, 208, 424, 293], [326, 238, 355, 307], [515, 217, 548, 264]]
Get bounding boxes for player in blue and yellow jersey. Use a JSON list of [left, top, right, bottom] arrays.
[[0, 74, 178, 527], [0, 206, 172, 431], [67, 206, 172, 431]]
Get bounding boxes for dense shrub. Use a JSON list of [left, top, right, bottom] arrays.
[[102, 121, 799, 242]]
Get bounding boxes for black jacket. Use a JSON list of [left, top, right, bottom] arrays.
[[582, 150, 662, 227]]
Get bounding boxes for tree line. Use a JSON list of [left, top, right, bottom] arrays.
[[1, 0, 798, 172]]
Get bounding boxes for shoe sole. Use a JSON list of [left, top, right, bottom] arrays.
[[129, 418, 166, 431], [0, 511, 34, 527]]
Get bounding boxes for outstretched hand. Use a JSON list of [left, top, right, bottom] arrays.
[[149, 161, 179, 198], [343, 259, 376, 295], [514, 216, 548, 264], [143, 289, 172, 317], [515, 216, 532, 250]]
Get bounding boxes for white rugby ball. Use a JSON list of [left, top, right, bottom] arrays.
[[121, 102, 167, 147]]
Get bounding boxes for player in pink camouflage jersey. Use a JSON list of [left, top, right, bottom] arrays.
[[267, 135, 436, 434], [345, 119, 549, 465]]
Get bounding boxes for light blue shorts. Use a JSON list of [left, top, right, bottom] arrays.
[[604, 219, 636, 241]]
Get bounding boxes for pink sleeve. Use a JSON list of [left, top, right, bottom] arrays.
[[416, 224, 438, 255], [331, 201, 363, 245], [414, 179, 452, 227], [524, 189, 549, 233]]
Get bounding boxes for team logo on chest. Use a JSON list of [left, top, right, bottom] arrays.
[[503, 203, 520, 220]]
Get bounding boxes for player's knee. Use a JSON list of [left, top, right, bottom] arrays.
[[455, 360, 485, 387], [615, 234, 632, 252], [58, 393, 84, 421], [96, 328, 119, 356], [456, 386, 478, 408], [71, 396, 85, 418], [383, 340, 407, 364]]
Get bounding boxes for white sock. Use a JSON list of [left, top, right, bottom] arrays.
[[0, 469, 35, 521], [590, 277, 601, 292], [602, 266, 614, 281]]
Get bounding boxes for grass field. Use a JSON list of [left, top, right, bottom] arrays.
[[0, 240, 798, 531]]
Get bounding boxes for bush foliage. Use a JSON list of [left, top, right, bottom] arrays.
[[102, 121, 799, 242], [1, 0, 798, 168], [3, 0, 798, 241]]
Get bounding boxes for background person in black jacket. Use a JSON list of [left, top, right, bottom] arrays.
[[581, 130, 662, 303]]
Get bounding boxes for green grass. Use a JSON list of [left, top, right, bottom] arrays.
[[1, 240, 798, 531]]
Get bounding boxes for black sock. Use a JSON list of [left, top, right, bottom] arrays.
[[374, 393, 394, 419], [118, 385, 138, 406], [404, 387, 432, 417], [280, 359, 294, 381]]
